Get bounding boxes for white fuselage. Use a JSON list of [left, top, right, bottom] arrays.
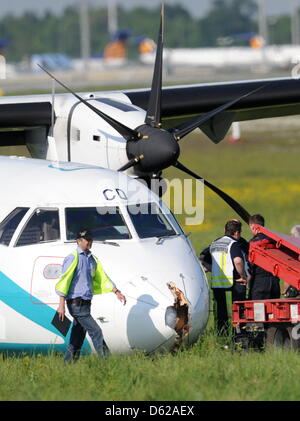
[[0, 156, 209, 354]]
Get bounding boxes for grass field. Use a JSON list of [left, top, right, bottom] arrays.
[[166, 116, 300, 252], [2, 331, 300, 401], [1, 116, 300, 401]]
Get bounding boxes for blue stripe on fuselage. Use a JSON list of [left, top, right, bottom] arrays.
[[0, 271, 91, 354], [48, 164, 102, 172]]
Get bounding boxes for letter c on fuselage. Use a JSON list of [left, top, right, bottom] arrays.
[[103, 189, 115, 201], [103, 188, 127, 201]]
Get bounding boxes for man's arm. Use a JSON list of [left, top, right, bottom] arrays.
[[199, 247, 212, 272], [233, 256, 247, 285], [57, 295, 66, 321], [112, 287, 126, 305], [56, 254, 75, 320]]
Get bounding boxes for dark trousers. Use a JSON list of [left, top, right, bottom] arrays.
[[65, 299, 105, 362], [213, 283, 246, 334], [249, 275, 280, 300]]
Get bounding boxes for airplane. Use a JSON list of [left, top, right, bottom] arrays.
[[140, 44, 300, 70], [1, 4, 300, 355], [0, 156, 208, 354]]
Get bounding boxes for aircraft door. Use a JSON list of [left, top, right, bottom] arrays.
[[11, 208, 63, 305], [31, 255, 63, 305]]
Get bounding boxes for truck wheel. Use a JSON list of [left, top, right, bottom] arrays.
[[266, 326, 300, 350], [288, 325, 300, 349]]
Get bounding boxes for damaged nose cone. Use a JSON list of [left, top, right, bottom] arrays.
[[166, 282, 190, 351]]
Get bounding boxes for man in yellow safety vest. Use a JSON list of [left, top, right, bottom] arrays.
[[56, 229, 126, 362], [210, 219, 249, 334]]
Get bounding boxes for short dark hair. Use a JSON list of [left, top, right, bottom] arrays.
[[225, 219, 242, 236], [249, 214, 265, 226], [76, 229, 93, 241]]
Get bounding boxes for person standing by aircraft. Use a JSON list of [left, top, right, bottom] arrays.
[[291, 225, 300, 238], [248, 214, 281, 300], [199, 220, 249, 274], [210, 219, 249, 334], [282, 225, 300, 297], [56, 229, 126, 363]]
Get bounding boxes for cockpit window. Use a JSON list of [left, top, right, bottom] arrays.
[[127, 202, 176, 239], [65, 207, 131, 241], [159, 200, 185, 236], [16, 209, 60, 247], [0, 207, 29, 246]]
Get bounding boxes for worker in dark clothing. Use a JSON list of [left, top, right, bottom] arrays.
[[200, 238, 249, 274], [248, 214, 281, 300], [199, 246, 212, 273], [210, 219, 250, 334]]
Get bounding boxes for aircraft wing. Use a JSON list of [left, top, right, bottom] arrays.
[[0, 101, 52, 128], [0, 97, 52, 154], [0, 77, 300, 151], [125, 77, 300, 127]]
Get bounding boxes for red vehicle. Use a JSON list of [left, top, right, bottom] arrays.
[[232, 224, 300, 349]]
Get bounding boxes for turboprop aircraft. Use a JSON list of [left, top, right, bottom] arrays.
[[0, 155, 209, 353], [1, 4, 300, 354]]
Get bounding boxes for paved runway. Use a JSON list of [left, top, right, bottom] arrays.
[[0, 62, 293, 95]]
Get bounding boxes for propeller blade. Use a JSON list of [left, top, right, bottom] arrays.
[[171, 85, 265, 141], [174, 161, 250, 223], [118, 154, 144, 172], [144, 3, 164, 127], [37, 64, 140, 142]]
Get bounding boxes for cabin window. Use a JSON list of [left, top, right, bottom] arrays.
[[65, 207, 131, 241], [16, 208, 60, 247], [127, 202, 176, 239], [0, 207, 29, 246]]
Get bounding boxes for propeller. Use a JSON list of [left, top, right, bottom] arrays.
[[171, 85, 265, 141], [118, 154, 144, 172], [173, 161, 250, 224], [145, 3, 164, 127], [122, 1, 266, 175], [119, 2, 256, 219], [39, 3, 259, 221]]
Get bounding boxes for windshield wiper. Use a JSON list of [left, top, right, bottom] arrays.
[[97, 240, 120, 247], [156, 233, 181, 245]]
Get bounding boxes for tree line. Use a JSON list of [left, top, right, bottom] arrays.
[[0, 0, 295, 62]]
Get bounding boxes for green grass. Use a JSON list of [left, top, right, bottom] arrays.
[[1, 116, 300, 401], [164, 118, 300, 253], [1, 330, 300, 401]]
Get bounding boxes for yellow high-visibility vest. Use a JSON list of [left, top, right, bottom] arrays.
[[210, 236, 236, 288], [56, 250, 113, 296]]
